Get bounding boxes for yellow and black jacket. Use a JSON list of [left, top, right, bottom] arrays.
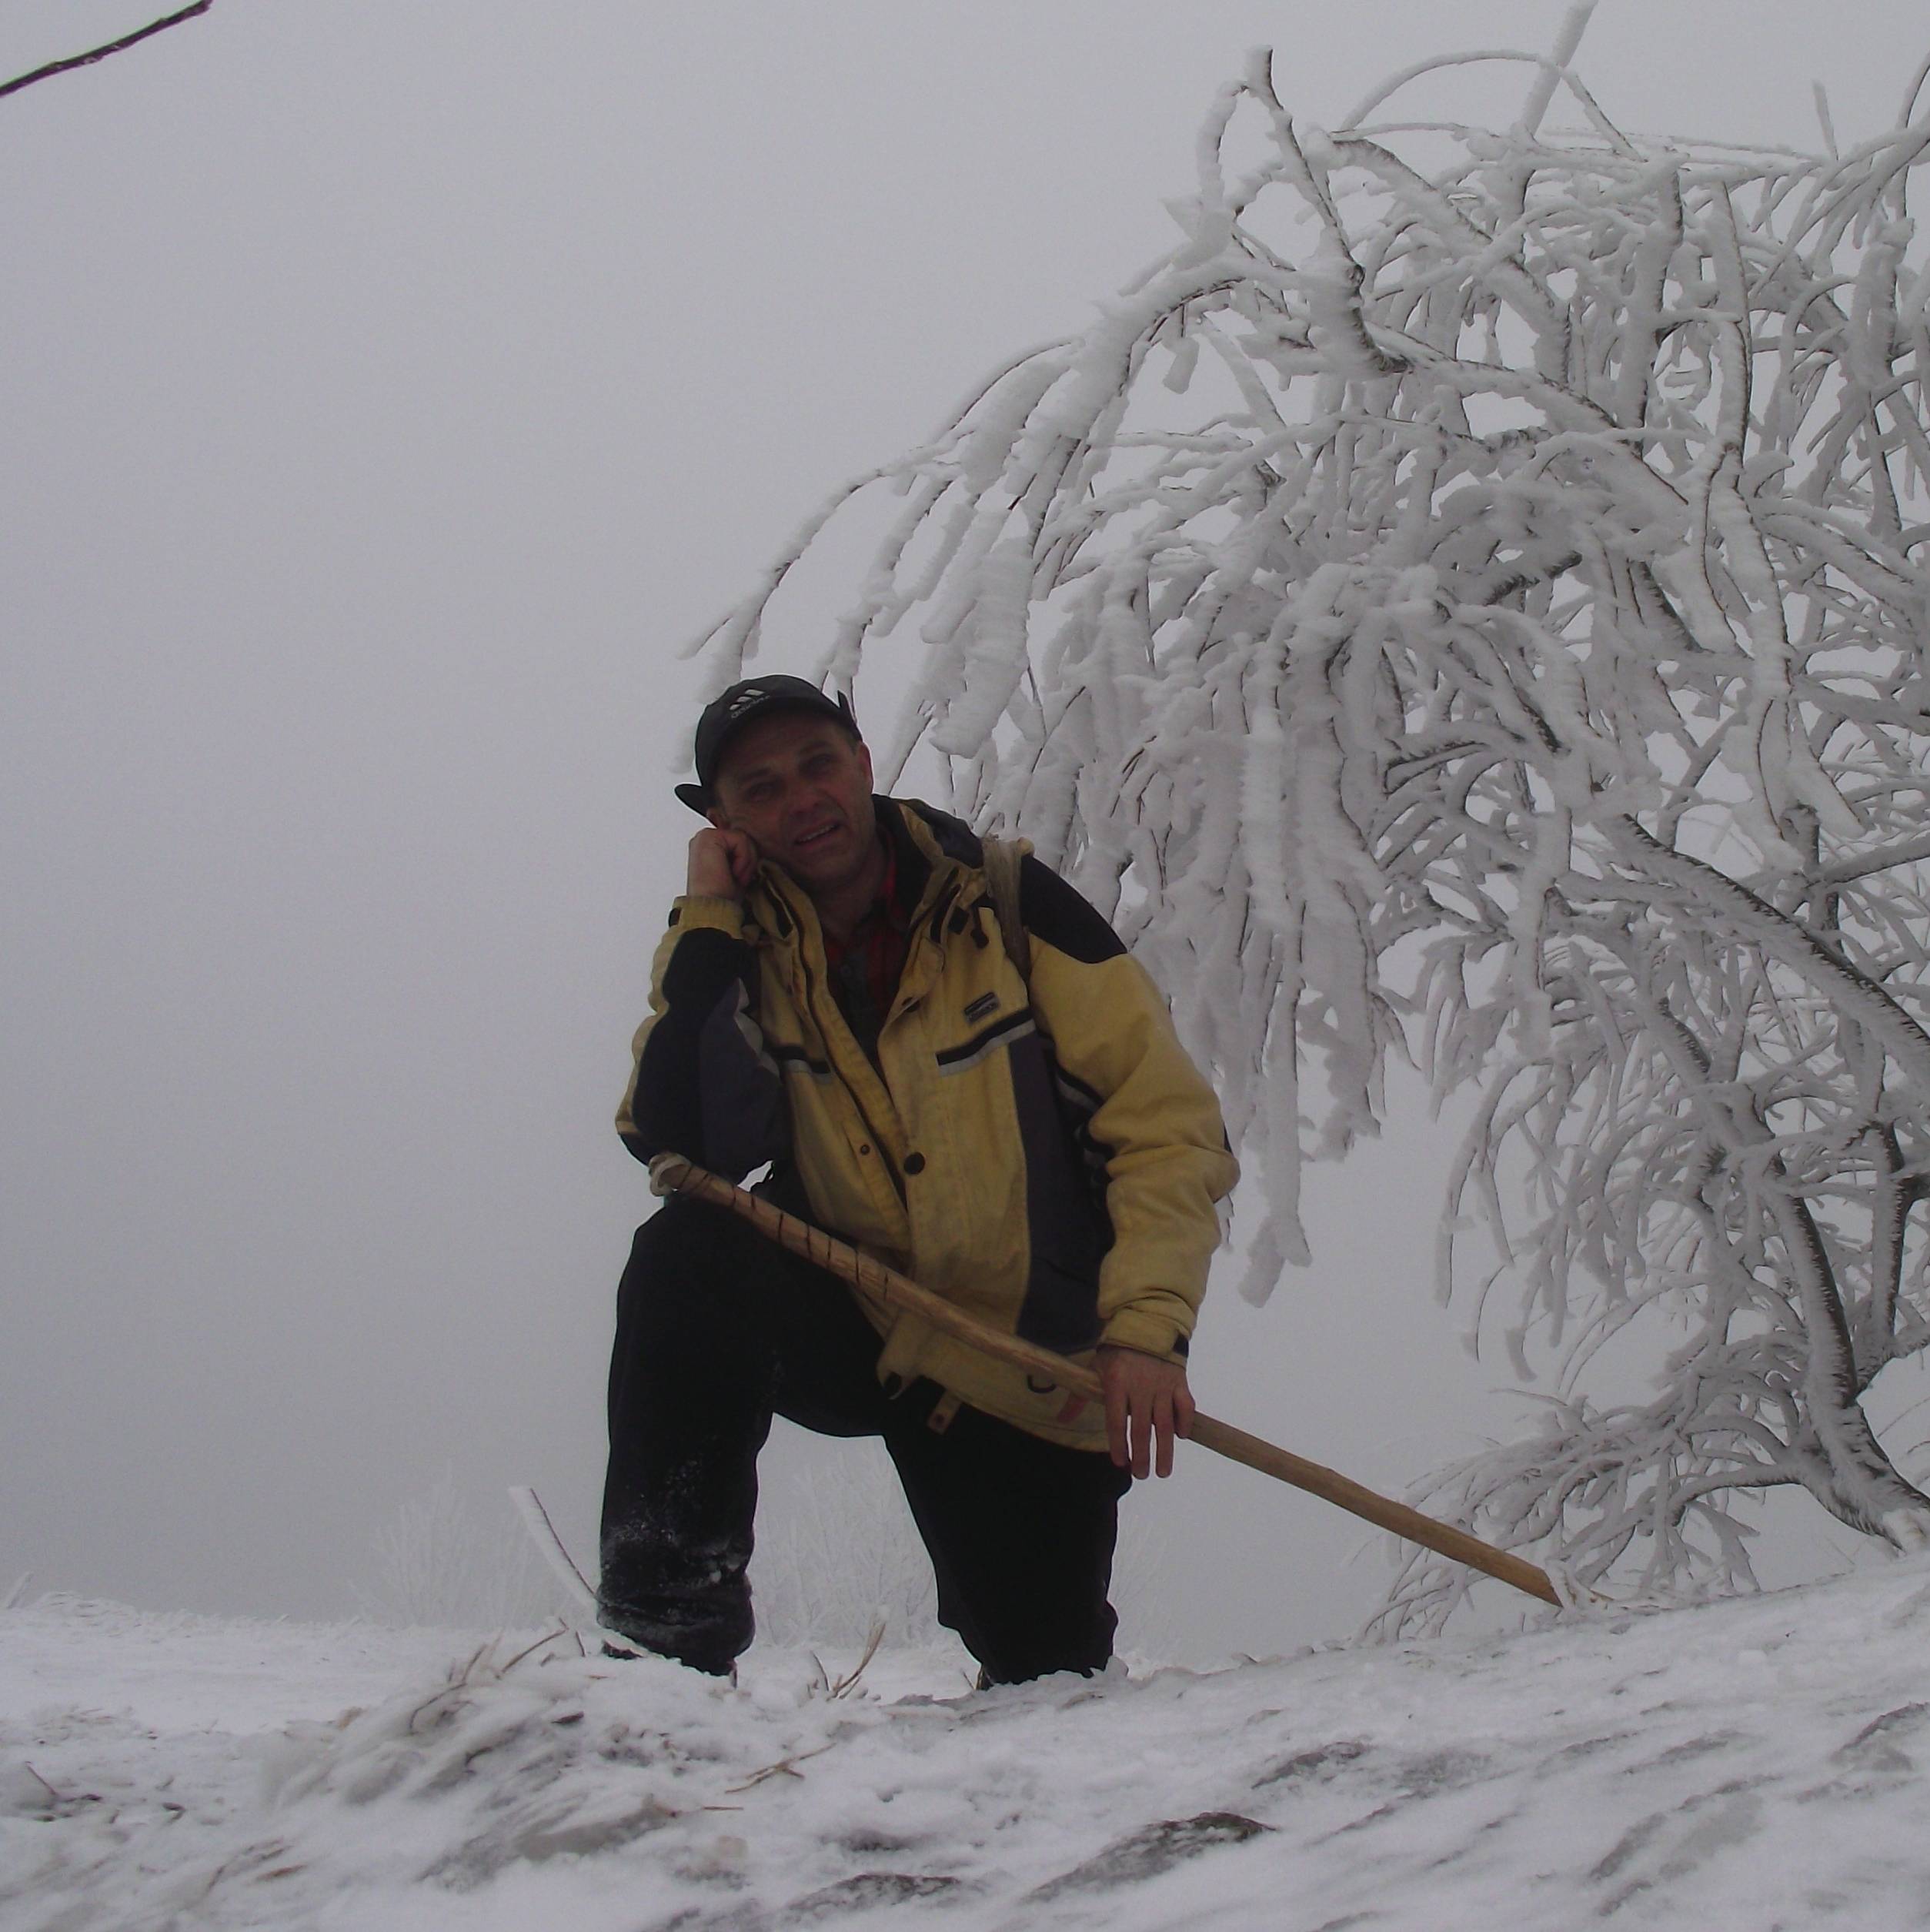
[[617, 797, 1237, 1449]]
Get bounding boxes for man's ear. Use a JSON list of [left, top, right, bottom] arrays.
[[856, 737, 874, 790], [706, 804, 731, 831]]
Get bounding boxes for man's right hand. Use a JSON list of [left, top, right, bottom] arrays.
[[687, 825, 760, 899]]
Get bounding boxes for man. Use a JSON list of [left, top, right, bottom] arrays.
[[601, 674, 1236, 1683]]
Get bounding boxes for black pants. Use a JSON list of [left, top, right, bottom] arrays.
[[598, 1199, 1129, 1683]]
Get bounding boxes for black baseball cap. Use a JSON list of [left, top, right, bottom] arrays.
[[674, 675, 858, 814]]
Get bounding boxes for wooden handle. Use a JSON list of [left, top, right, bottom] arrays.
[[648, 1153, 1560, 1608], [1183, 1415, 1560, 1603], [649, 1152, 1106, 1398]]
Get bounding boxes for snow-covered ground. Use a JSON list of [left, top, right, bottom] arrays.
[[7, 1560, 1930, 1930]]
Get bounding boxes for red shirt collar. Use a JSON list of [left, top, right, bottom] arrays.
[[821, 837, 910, 1022]]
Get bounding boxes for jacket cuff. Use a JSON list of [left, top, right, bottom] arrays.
[[1098, 1305, 1190, 1362], [669, 894, 748, 938]]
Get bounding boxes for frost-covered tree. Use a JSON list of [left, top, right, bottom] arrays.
[[693, 8, 1930, 1624], [356, 1474, 557, 1630]]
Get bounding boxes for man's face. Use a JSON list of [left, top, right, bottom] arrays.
[[708, 710, 878, 898]]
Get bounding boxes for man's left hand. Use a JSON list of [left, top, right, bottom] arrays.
[[1095, 1345, 1195, 1479]]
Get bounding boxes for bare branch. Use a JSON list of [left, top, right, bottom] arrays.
[[0, 2, 213, 105]]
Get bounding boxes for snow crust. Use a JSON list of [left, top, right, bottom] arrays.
[[8, 1561, 1930, 1929]]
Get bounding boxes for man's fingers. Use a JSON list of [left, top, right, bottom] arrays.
[[1098, 1346, 1193, 1479], [687, 827, 751, 899], [1154, 1392, 1177, 1479], [725, 829, 760, 887], [687, 825, 763, 899]]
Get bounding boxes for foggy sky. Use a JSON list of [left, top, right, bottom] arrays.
[[5, 1, 1925, 1656]]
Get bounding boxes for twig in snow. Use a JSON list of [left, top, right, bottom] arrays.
[[830, 1617, 889, 1698], [724, 1742, 836, 1793]]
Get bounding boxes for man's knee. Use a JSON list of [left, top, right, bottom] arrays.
[[623, 1195, 735, 1275], [616, 1201, 756, 1328], [607, 1202, 784, 1428]]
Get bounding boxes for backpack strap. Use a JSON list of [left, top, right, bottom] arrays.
[[979, 833, 1033, 983]]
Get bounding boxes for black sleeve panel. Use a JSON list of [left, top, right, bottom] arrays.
[[623, 927, 788, 1181], [1017, 854, 1127, 964], [659, 924, 750, 1012], [1017, 850, 1237, 1359]]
